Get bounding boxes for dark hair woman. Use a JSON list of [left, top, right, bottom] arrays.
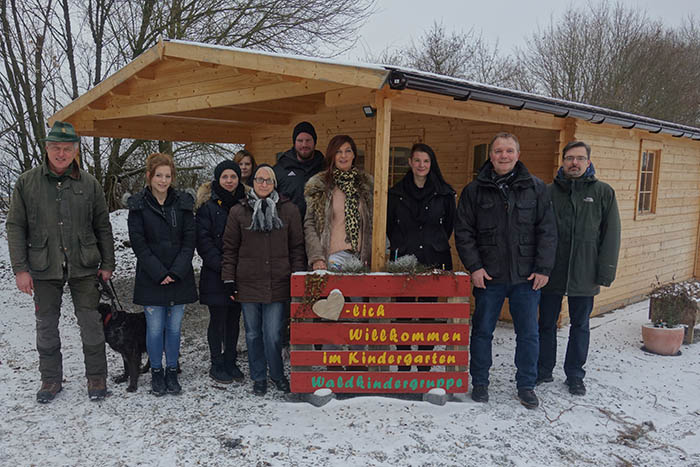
[[386, 143, 456, 371], [127, 152, 198, 395], [303, 135, 374, 271], [221, 164, 305, 396], [234, 149, 257, 187], [195, 160, 248, 384]]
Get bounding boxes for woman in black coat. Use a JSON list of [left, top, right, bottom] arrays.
[[127, 152, 198, 395], [195, 160, 247, 384], [386, 143, 456, 371]]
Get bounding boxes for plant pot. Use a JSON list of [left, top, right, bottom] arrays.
[[641, 323, 684, 356]]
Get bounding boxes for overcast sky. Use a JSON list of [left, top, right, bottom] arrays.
[[344, 0, 699, 61]]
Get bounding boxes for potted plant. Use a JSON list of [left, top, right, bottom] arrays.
[[643, 280, 700, 355]]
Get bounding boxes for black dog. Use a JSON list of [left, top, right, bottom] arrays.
[[97, 280, 148, 392]]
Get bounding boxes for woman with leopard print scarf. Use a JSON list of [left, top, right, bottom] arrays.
[[303, 135, 374, 272]]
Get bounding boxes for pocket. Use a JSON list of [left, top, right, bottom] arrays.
[[78, 232, 101, 268], [516, 199, 536, 224], [518, 244, 536, 257], [28, 233, 49, 272], [477, 201, 496, 229]]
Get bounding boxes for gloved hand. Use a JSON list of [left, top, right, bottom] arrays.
[[225, 281, 238, 297]]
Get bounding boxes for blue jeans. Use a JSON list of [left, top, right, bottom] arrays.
[[241, 302, 285, 382], [144, 304, 185, 369], [538, 294, 594, 380], [470, 282, 540, 389]]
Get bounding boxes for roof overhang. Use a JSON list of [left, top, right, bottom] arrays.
[[50, 40, 389, 142]]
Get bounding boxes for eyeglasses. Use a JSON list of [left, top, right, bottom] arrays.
[[253, 177, 273, 185], [563, 156, 588, 162]]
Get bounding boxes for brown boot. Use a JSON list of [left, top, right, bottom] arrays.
[[87, 376, 107, 401], [37, 381, 62, 404]]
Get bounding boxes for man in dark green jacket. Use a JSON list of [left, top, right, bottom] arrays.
[[6, 121, 115, 403], [537, 140, 621, 396]]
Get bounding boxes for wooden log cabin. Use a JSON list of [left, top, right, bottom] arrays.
[[49, 39, 700, 319]]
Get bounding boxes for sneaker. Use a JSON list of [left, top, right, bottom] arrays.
[[253, 380, 267, 396], [536, 374, 554, 386], [209, 362, 234, 384], [566, 378, 586, 396], [151, 368, 167, 396], [517, 388, 539, 409], [36, 381, 62, 404], [87, 376, 107, 401], [272, 377, 291, 393], [165, 367, 181, 395], [471, 385, 489, 403]]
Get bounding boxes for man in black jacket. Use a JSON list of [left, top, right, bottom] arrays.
[[455, 132, 557, 409], [537, 140, 621, 396], [273, 121, 324, 220]]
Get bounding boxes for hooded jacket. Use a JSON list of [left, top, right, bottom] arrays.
[[6, 157, 115, 280], [127, 187, 198, 306], [303, 170, 374, 268], [221, 193, 306, 303], [387, 172, 456, 269], [454, 160, 557, 284], [273, 148, 324, 220], [542, 164, 621, 296]]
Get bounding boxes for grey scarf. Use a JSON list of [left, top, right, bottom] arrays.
[[247, 189, 284, 232]]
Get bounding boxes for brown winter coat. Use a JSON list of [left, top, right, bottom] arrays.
[[303, 171, 373, 268], [221, 195, 305, 303]]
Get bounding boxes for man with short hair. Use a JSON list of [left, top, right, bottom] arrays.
[[273, 121, 324, 220], [455, 132, 557, 409], [6, 121, 115, 403], [537, 140, 621, 396]]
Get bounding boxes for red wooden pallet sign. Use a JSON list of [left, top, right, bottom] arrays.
[[289, 273, 471, 394], [291, 371, 468, 394]]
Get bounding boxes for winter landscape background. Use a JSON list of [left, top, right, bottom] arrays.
[[0, 210, 699, 466]]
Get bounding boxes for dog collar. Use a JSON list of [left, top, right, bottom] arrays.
[[103, 312, 112, 327]]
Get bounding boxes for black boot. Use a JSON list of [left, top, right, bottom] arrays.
[[223, 357, 244, 381], [210, 356, 233, 384], [165, 367, 181, 395], [151, 368, 166, 396]]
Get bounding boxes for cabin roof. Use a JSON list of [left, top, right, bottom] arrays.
[[49, 39, 700, 142]]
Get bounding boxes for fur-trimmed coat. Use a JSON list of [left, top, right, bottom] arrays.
[[195, 181, 250, 306], [303, 171, 374, 268]]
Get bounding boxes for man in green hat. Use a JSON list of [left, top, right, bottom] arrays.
[[6, 121, 115, 403]]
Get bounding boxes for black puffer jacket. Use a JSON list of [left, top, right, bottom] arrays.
[[273, 148, 324, 220], [387, 172, 456, 269], [454, 161, 557, 284], [127, 187, 198, 306], [195, 182, 246, 306]]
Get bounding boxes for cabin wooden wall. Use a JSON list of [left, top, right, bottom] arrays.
[[574, 122, 700, 313]]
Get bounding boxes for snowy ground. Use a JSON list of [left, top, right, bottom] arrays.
[[1, 210, 699, 466]]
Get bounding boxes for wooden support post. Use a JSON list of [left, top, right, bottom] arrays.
[[371, 89, 392, 272]]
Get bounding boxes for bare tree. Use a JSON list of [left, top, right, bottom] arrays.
[[517, 2, 700, 126], [0, 0, 377, 210], [366, 20, 524, 88]]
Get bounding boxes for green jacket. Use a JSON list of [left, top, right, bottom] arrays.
[[542, 166, 621, 296], [6, 158, 115, 280]]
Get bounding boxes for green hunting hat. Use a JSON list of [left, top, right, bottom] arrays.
[[45, 121, 80, 142]]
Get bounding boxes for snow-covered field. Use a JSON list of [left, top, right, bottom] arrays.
[[1, 210, 699, 466]]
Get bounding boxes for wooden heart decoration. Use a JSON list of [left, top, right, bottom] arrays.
[[312, 289, 345, 321]]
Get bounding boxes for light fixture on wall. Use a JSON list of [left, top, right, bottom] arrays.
[[362, 105, 376, 118]]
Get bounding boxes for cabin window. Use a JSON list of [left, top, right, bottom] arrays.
[[635, 142, 662, 218], [389, 146, 411, 186], [472, 143, 488, 179]]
